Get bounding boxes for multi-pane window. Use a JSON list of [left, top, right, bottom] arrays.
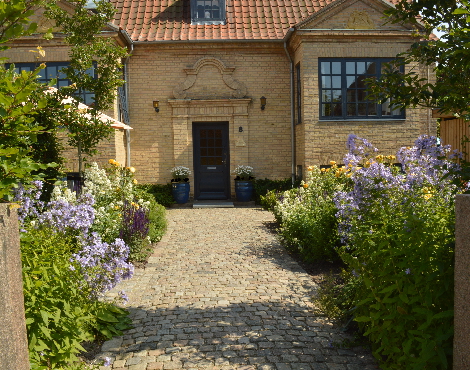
[[319, 58, 404, 119], [199, 129, 223, 165], [296, 63, 302, 124], [191, 0, 225, 24], [9, 62, 96, 105]]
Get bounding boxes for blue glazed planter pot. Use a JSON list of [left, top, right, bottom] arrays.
[[172, 182, 190, 204], [235, 180, 253, 202]]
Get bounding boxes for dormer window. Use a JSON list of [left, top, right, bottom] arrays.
[[191, 0, 226, 25]]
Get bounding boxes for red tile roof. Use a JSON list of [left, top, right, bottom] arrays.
[[111, 0, 400, 42]]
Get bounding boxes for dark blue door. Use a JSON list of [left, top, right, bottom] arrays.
[[193, 122, 230, 200]]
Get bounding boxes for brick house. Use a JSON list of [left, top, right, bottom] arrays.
[[3, 0, 435, 200]]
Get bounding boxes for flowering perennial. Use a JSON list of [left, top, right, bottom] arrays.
[[233, 165, 254, 180], [170, 166, 191, 181]]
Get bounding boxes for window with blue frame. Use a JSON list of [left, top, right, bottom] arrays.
[[8, 62, 96, 105], [319, 58, 404, 120]]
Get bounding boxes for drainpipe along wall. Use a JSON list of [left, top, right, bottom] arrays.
[[283, 28, 296, 186], [121, 30, 134, 167]]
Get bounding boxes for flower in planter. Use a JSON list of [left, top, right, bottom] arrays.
[[233, 165, 255, 181], [171, 166, 191, 182]]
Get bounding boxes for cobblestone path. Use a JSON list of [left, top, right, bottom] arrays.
[[98, 207, 379, 370]]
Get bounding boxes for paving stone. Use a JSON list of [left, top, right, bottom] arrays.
[[96, 208, 379, 370]]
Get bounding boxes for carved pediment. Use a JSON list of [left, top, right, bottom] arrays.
[[297, 0, 417, 32], [347, 10, 375, 30], [173, 57, 247, 99]]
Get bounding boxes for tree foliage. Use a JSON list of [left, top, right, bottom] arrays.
[[0, 0, 128, 199], [368, 0, 470, 118]]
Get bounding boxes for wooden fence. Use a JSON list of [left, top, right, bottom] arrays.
[[438, 117, 470, 160]]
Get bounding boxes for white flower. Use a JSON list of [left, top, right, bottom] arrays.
[[171, 166, 191, 178]]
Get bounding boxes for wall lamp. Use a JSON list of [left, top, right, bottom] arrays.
[[260, 96, 267, 110], [153, 100, 160, 113]]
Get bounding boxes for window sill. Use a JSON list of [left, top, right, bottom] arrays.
[[191, 20, 226, 25], [319, 118, 406, 122]]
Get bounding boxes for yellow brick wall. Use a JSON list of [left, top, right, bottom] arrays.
[[60, 130, 127, 172], [2, 26, 436, 192], [294, 36, 435, 170], [127, 42, 292, 187]]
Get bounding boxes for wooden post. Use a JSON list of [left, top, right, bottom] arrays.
[[454, 194, 470, 370], [0, 204, 29, 369]]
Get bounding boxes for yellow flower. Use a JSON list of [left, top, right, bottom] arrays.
[[321, 168, 326, 173], [129, 167, 136, 173], [303, 183, 309, 188], [109, 159, 116, 165], [335, 171, 341, 178], [423, 193, 432, 200], [133, 179, 138, 184], [330, 160, 337, 166], [307, 166, 314, 171]]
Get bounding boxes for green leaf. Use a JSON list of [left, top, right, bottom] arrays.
[[97, 310, 120, 323]]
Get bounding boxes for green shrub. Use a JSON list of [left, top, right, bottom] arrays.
[[22, 229, 95, 368], [147, 198, 167, 242], [334, 135, 457, 369], [253, 177, 299, 205], [21, 225, 132, 369], [136, 183, 174, 207], [273, 165, 349, 262], [313, 269, 360, 325]]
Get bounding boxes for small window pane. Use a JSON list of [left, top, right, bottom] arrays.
[[208, 148, 215, 156], [347, 104, 356, 116], [357, 89, 368, 102], [323, 91, 332, 102], [332, 62, 341, 74], [332, 104, 342, 116], [58, 68, 67, 79], [346, 76, 356, 88], [366, 62, 376, 74], [358, 103, 367, 116], [200, 138, 207, 147], [369, 104, 377, 115], [322, 104, 331, 116], [332, 90, 342, 102], [201, 148, 207, 156], [322, 76, 331, 88], [347, 89, 356, 102], [332, 76, 341, 89], [357, 62, 366, 75], [346, 62, 355, 74], [321, 62, 330, 74]]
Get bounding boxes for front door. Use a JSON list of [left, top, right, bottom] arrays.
[[193, 122, 230, 200]]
